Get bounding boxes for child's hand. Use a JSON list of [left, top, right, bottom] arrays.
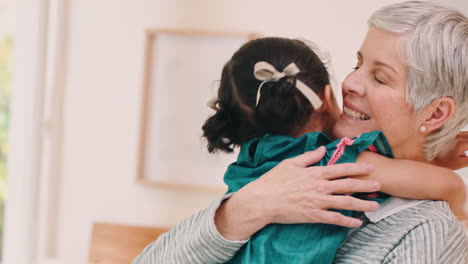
[[433, 132, 468, 170]]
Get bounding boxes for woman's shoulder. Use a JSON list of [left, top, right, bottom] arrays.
[[370, 200, 460, 237], [335, 200, 468, 263], [397, 200, 452, 218], [383, 200, 468, 263], [410, 200, 456, 220], [394, 200, 463, 238]]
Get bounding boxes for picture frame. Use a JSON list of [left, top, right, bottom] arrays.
[[137, 28, 256, 193]]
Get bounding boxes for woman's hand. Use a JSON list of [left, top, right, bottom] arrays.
[[215, 146, 381, 241], [433, 131, 468, 170]]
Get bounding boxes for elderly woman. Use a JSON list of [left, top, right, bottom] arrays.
[[133, 1, 468, 263]]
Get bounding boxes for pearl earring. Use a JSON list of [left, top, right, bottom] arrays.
[[420, 125, 426, 132]]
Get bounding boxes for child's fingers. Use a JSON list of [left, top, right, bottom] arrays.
[[456, 131, 468, 139], [458, 137, 468, 146], [455, 141, 468, 156], [456, 155, 468, 164]]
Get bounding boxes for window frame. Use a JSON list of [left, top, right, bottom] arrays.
[[2, 0, 67, 263]]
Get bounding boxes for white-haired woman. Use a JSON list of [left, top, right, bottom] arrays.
[[133, 1, 468, 263], [333, 1, 468, 262]]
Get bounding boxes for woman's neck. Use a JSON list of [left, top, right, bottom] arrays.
[[391, 138, 428, 162]]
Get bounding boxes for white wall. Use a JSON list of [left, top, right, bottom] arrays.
[[54, 0, 468, 262], [438, 0, 468, 14]]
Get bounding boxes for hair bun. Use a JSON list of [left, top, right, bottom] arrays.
[[202, 106, 233, 153]]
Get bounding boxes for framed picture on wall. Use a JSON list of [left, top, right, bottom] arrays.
[[137, 28, 256, 193]]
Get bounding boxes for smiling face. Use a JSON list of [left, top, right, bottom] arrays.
[[333, 27, 426, 160]]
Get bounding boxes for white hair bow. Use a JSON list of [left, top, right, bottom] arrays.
[[206, 97, 220, 111], [253, 61, 323, 110]]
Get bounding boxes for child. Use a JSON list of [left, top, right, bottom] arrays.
[[201, 37, 466, 264]]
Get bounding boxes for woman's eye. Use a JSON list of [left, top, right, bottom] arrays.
[[375, 76, 385, 85], [352, 66, 360, 70]]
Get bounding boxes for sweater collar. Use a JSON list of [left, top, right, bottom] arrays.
[[365, 197, 426, 223]]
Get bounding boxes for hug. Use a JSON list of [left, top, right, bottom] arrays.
[[133, 1, 468, 263]]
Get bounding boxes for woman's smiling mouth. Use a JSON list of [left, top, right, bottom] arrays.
[[342, 105, 371, 120]]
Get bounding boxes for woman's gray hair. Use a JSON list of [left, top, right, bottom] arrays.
[[368, 1, 468, 160]]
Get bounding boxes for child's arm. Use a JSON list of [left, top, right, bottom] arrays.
[[432, 131, 468, 170], [356, 151, 467, 218]]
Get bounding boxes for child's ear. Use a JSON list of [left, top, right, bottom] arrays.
[[319, 85, 340, 115], [420, 97, 456, 134]]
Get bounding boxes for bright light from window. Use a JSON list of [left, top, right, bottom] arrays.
[[0, 0, 14, 260]]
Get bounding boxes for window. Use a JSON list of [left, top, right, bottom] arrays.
[[0, 0, 15, 259]]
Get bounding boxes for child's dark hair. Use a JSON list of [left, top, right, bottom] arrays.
[[202, 37, 330, 153]]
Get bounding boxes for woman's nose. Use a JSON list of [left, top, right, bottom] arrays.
[[342, 71, 365, 97]]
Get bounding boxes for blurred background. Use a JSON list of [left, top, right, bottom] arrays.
[[0, 0, 467, 264]]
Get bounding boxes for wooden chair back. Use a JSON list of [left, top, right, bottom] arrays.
[[88, 222, 170, 264]]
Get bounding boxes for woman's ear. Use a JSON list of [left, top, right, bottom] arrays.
[[420, 97, 456, 134]]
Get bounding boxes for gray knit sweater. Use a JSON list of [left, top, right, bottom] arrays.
[[132, 198, 468, 264]]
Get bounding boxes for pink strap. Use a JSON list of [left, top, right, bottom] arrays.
[[367, 144, 378, 153], [327, 137, 355, 165]]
